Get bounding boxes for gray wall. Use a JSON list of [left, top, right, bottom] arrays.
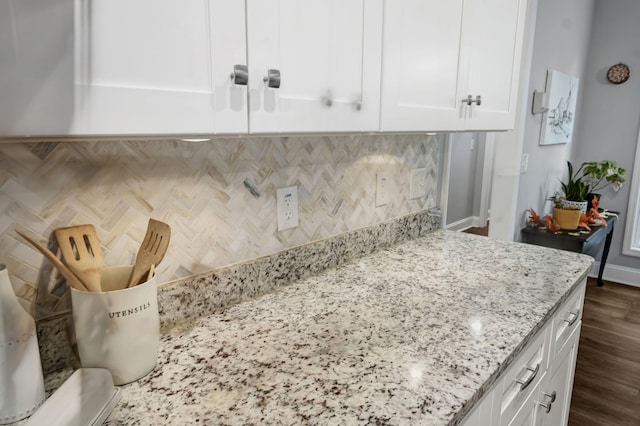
[[516, 0, 595, 229], [572, 0, 640, 270], [447, 133, 484, 226]]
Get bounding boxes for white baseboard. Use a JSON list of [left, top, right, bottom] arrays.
[[446, 216, 486, 232], [590, 262, 640, 288]]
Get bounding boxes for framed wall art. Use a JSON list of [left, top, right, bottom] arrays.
[[539, 69, 580, 145]]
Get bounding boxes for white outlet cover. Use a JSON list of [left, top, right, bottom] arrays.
[[520, 153, 529, 174], [277, 186, 299, 231], [410, 168, 428, 199], [376, 173, 390, 207]]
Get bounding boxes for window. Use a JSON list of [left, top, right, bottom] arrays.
[[623, 127, 640, 257]]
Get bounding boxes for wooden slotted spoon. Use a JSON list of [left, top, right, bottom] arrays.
[[127, 219, 171, 288], [16, 229, 89, 292], [54, 224, 103, 292]]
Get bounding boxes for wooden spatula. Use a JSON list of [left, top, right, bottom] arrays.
[[54, 224, 103, 292], [16, 229, 89, 292], [127, 219, 171, 288]]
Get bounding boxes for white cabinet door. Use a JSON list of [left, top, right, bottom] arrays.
[[246, 0, 382, 133], [380, 0, 527, 132], [462, 0, 527, 130], [508, 383, 541, 426], [0, 0, 75, 137], [537, 324, 581, 426], [73, 0, 247, 135], [380, 0, 466, 132]]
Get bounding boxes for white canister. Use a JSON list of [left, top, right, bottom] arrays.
[[0, 264, 45, 424], [71, 265, 159, 385]]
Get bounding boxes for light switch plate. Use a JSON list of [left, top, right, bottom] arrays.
[[376, 173, 390, 207]]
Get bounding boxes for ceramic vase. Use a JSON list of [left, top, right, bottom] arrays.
[[562, 200, 588, 213]]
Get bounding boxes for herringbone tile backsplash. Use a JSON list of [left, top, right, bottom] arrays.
[[0, 134, 441, 318]]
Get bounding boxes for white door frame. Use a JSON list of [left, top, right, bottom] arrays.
[[478, 134, 495, 226]]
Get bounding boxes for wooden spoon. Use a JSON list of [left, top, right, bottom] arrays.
[[54, 224, 103, 292], [127, 219, 170, 288], [16, 229, 89, 292]]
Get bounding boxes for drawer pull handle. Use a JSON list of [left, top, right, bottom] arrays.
[[515, 363, 540, 391], [563, 309, 580, 326]]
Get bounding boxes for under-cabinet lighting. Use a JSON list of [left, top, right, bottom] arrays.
[[180, 138, 211, 143]]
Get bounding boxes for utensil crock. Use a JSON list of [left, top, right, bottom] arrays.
[[71, 265, 159, 385]]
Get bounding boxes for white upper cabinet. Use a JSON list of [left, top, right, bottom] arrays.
[[380, 0, 527, 132], [381, 0, 466, 132], [1, 0, 527, 137], [462, 0, 527, 131], [72, 0, 248, 136], [246, 0, 382, 133], [0, 0, 75, 137]]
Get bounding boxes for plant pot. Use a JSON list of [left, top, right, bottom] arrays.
[[561, 200, 588, 213], [553, 207, 582, 230], [586, 193, 601, 210]]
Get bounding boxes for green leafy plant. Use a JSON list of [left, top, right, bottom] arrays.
[[560, 161, 589, 202], [581, 160, 626, 193]]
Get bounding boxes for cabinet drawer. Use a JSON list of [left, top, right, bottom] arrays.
[[551, 278, 586, 358], [498, 326, 549, 425]]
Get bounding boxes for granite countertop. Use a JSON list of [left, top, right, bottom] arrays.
[[98, 231, 591, 424]]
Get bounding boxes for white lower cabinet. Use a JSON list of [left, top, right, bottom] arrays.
[[508, 375, 544, 426], [537, 320, 581, 425], [460, 279, 586, 426]]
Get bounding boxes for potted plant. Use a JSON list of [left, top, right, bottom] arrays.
[[581, 160, 626, 209], [549, 192, 582, 230], [560, 161, 589, 212]]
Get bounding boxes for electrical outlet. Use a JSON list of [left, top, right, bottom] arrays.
[[410, 168, 428, 199], [470, 138, 475, 151], [276, 186, 299, 231], [376, 173, 390, 207]]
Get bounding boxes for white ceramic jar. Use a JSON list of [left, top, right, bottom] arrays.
[[0, 264, 45, 424]]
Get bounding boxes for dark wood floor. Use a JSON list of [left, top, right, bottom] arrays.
[[568, 278, 640, 426], [462, 224, 489, 237]]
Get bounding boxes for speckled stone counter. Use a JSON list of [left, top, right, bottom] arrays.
[[95, 230, 593, 425]]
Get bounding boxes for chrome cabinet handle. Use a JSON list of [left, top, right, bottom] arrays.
[[263, 69, 281, 88], [564, 309, 580, 326], [461, 95, 482, 106], [537, 391, 557, 414], [538, 400, 553, 414], [229, 64, 248, 86], [515, 363, 540, 391]]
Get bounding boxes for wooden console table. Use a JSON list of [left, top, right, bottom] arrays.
[[521, 213, 617, 286]]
